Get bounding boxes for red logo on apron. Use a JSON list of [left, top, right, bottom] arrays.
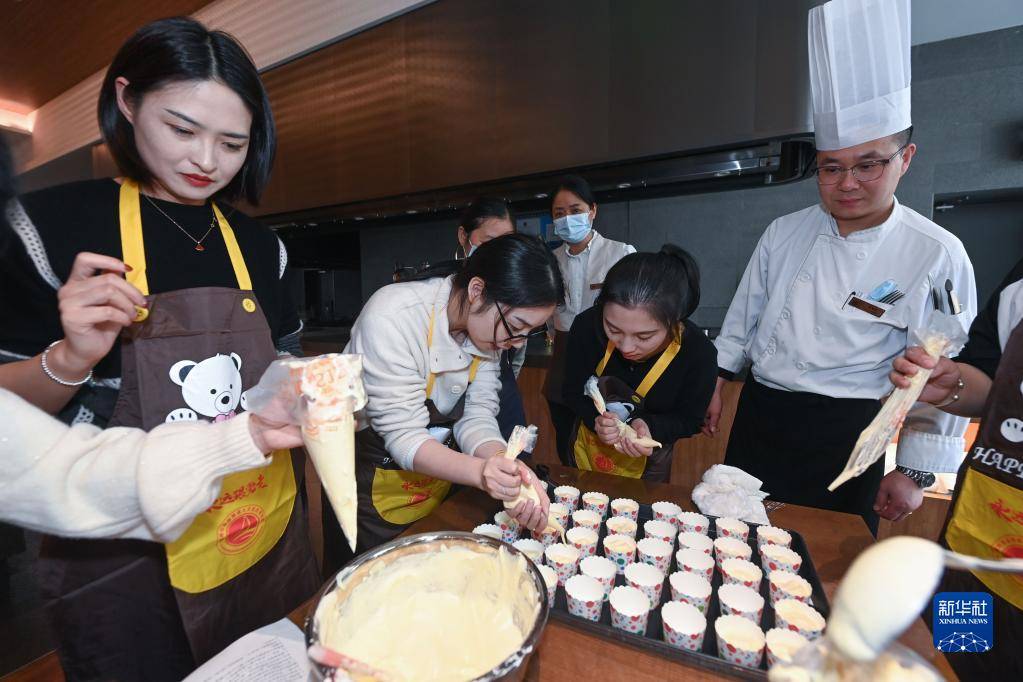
[[595, 454, 615, 473], [216, 504, 266, 555], [993, 535, 1023, 586]]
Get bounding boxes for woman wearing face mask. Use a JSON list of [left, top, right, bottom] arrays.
[[562, 246, 717, 481], [342, 234, 562, 552], [543, 175, 635, 465], [0, 18, 316, 680]]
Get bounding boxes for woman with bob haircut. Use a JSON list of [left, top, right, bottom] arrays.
[[0, 17, 316, 680]]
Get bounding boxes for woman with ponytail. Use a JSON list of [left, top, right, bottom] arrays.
[[562, 244, 718, 481]]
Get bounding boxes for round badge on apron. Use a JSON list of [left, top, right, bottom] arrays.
[[572, 337, 681, 479]]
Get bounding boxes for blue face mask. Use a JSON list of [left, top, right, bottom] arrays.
[[553, 212, 592, 244]]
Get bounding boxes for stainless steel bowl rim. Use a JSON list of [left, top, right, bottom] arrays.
[[304, 530, 551, 681]]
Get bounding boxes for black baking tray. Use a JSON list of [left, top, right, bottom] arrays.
[[545, 501, 830, 680]]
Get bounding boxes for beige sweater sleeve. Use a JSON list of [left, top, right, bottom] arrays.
[[0, 388, 271, 542]]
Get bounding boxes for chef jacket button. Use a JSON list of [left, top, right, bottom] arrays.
[[799, 272, 811, 282], [796, 361, 807, 370], [781, 309, 791, 320], [451, 385, 464, 395], [856, 251, 867, 261], [813, 326, 822, 335]]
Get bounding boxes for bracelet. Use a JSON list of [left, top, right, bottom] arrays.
[[934, 377, 965, 408], [40, 341, 93, 387]]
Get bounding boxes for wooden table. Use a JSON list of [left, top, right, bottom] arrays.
[[2, 465, 955, 681]]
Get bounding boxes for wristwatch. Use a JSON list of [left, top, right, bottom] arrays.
[[895, 465, 936, 489]]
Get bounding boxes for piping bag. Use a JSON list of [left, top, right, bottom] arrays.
[[584, 376, 662, 449], [829, 310, 967, 492], [501, 425, 565, 541]]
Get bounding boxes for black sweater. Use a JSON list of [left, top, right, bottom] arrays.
[[562, 306, 718, 446], [0, 179, 301, 379]]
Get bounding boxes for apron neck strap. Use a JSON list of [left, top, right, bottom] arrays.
[[596, 336, 683, 398], [424, 303, 482, 400], [119, 179, 253, 296]]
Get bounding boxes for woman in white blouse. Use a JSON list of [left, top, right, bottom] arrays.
[[336, 234, 564, 554]]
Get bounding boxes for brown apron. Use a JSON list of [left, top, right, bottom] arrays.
[[38, 181, 319, 680], [352, 304, 483, 551], [570, 338, 680, 482], [937, 318, 1023, 677]]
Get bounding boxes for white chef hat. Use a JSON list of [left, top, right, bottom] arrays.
[[808, 0, 911, 151]]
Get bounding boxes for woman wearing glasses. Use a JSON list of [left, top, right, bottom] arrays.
[[543, 175, 635, 466], [706, 125, 977, 535], [342, 234, 563, 551], [562, 246, 717, 482]]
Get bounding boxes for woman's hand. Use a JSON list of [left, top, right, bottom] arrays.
[[51, 253, 147, 378], [615, 419, 654, 458], [480, 456, 523, 502], [506, 463, 550, 532], [247, 413, 302, 453], [594, 411, 622, 445], [889, 347, 961, 405]]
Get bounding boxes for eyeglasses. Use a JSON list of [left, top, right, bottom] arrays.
[[814, 144, 908, 186], [496, 304, 547, 342]]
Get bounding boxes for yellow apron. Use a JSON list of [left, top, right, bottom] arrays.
[[369, 306, 482, 526], [119, 180, 297, 594], [573, 337, 681, 478]]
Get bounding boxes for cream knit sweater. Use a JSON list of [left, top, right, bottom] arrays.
[[0, 387, 271, 542]]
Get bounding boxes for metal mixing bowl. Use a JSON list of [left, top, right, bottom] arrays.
[[305, 531, 550, 681]]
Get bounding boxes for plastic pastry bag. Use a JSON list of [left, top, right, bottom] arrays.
[[829, 310, 968, 491]]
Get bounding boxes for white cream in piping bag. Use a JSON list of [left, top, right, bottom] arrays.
[[826, 537, 944, 662]]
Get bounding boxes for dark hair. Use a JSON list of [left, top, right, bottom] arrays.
[[460, 196, 513, 235], [405, 234, 564, 312], [550, 174, 595, 209], [596, 244, 701, 335], [98, 17, 275, 204], [890, 125, 914, 149]]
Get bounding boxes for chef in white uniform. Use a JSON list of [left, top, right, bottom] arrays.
[[705, 0, 977, 534], [543, 175, 635, 464]]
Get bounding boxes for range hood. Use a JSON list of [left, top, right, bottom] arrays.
[[269, 137, 814, 232], [261, 0, 820, 230]]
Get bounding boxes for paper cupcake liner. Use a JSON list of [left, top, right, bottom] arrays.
[[554, 486, 581, 511], [533, 526, 561, 548], [610, 498, 640, 523], [715, 521, 750, 543], [538, 566, 558, 608], [652, 501, 684, 529], [583, 500, 610, 519], [626, 579, 663, 610], [716, 617, 765, 669], [677, 512, 710, 535], [605, 517, 638, 539], [760, 554, 803, 576], [768, 576, 812, 605], [717, 637, 765, 668], [609, 589, 650, 636], [643, 519, 678, 546], [663, 618, 706, 651], [677, 560, 714, 582], [566, 576, 604, 622], [678, 532, 714, 555], [720, 601, 764, 625], [721, 560, 763, 591], [639, 551, 672, 575], [774, 601, 825, 640]]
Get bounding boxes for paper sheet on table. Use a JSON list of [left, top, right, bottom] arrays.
[[183, 618, 309, 682]]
